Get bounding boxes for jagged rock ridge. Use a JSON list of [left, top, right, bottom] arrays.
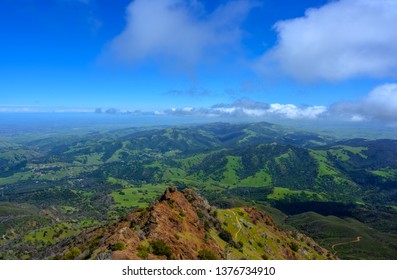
[[51, 187, 335, 260]]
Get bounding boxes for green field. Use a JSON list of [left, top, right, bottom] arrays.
[[111, 183, 167, 209], [370, 168, 397, 179], [333, 146, 368, 159], [267, 187, 325, 201], [309, 150, 339, 176], [390, 206, 397, 212], [23, 219, 99, 247], [221, 156, 241, 186], [239, 169, 272, 187], [24, 223, 79, 246], [0, 202, 38, 216], [0, 171, 35, 185]]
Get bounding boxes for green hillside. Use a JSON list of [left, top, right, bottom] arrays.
[[286, 211, 397, 259], [0, 121, 396, 259]]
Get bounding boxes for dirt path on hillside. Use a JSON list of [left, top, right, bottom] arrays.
[[230, 211, 242, 240], [331, 236, 362, 250]]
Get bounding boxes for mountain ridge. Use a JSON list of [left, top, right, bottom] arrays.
[[49, 187, 335, 260], [1, 121, 396, 260]]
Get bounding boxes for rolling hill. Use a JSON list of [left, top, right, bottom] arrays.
[[0, 121, 396, 259]]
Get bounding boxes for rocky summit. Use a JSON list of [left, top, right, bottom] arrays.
[[49, 187, 335, 260]]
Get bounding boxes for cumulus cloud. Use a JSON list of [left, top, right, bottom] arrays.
[[211, 99, 269, 117], [108, 0, 257, 69], [267, 104, 327, 119], [331, 83, 397, 122], [256, 0, 397, 82], [162, 98, 326, 119]]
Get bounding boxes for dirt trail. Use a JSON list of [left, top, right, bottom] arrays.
[[332, 236, 362, 250], [230, 210, 242, 240]]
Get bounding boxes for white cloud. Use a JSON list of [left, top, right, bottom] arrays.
[[268, 104, 326, 119], [331, 83, 397, 122], [108, 0, 256, 69], [256, 0, 397, 82], [213, 107, 237, 114], [182, 107, 194, 112], [241, 108, 266, 117], [162, 98, 326, 119]]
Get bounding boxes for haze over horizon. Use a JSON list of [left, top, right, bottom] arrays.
[[1, 0, 397, 124]]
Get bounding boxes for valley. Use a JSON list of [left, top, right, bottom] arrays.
[[0, 120, 396, 259]]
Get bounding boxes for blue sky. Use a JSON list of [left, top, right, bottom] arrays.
[[1, 0, 397, 122]]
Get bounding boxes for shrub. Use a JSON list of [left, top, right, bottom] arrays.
[[197, 210, 204, 219], [204, 220, 210, 231], [235, 241, 244, 250], [197, 249, 218, 260], [218, 229, 233, 244], [167, 200, 174, 207], [261, 254, 269, 260], [289, 242, 299, 252], [110, 242, 126, 251], [150, 240, 172, 259], [137, 245, 149, 259], [64, 247, 81, 260]]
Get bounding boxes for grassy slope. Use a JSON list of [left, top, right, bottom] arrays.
[[286, 212, 397, 259], [267, 187, 325, 201], [110, 182, 167, 209], [215, 208, 331, 260]]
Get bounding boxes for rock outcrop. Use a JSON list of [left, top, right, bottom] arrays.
[[50, 187, 336, 260]]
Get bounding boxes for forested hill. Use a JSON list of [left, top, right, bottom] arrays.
[[2, 121, 396, 205], [1, 121, 396, 259]]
